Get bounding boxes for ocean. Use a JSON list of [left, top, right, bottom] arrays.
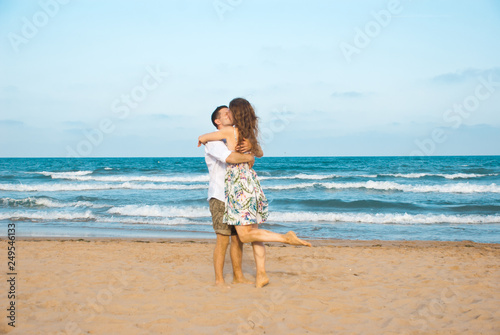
[[1, 156, 499, 243]]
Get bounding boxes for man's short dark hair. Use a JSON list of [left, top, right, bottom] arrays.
[[211, 105, 228, 129]]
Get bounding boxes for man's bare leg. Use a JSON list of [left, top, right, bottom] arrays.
[[252, 241, 269, 288], [235, 226, 311, 247], [214, 233, 230, 287], [230, 234, 252, 284]]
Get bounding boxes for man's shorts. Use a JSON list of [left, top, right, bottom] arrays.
[[209, 198, 237, 236]]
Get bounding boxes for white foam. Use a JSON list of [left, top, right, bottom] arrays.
[[1, 197, 110, 209], [266, 182, 317, 190], [0, 183, 207, 192], [260, 174, 340, 180], [311, 173, 496, 179], [106, 205, 500, 225], [0, 210, 95, 221], [382, 173, 495, 179], [0, 207, 209, 225], [260, 172, 494, 180], [266, 181, 500, 193], [108, 205, 209, 218], [1, 197, 34, 207], [269, 212, 500, 224], [45, 174, 210, 183], [32, 198, 64, 207], [38, 198, 108, 208], [441, 173, 496, 179], [37, 171, 93, 178], [1, 197, 65, 208], [31, 171, 496, 184], [99, 216, 211, 226], [390, 173, 430, 179]]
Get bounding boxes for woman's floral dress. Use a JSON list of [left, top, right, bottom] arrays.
[[223, 162, 268, 226]]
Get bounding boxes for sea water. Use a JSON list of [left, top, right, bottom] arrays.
[[0, 156, 499, 243]]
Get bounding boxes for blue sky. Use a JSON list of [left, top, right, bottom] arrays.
[[1, 0, 499, 157]]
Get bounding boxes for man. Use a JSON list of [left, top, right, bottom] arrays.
[[204, 105, 255, 286]]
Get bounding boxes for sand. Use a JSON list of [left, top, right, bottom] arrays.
[[1, 238, 499, 334]]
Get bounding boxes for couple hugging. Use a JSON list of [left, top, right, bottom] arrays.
[[198, 97, 311, 289]]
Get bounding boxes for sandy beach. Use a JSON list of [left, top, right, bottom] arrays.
[[1, 238, 499, 334]]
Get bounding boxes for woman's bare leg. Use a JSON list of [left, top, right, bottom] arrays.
[[235, 225, 311, 247]]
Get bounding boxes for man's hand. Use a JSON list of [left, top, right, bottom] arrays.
[[226, 152, 254, 165], [236, 138, 252, 153], [248, 155, 255, 169], [252, 145, 263, 158]]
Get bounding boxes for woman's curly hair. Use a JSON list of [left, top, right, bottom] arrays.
[[229, 98, 261, 154]]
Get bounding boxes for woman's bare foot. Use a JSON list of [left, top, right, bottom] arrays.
[[233, 276, 253, 284], [255, 272, 269, 288], [285, 231, 312, 247]]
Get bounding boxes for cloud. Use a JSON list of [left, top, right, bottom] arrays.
[[0, 119, 24, 126], [330, 91, 367, 98], [431, 67, 500, 84]]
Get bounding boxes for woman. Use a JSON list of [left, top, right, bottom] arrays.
[[198, 98, 311, 288]]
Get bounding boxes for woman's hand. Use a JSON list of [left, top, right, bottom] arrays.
[[197, 130, 228, 147], [197, 136, 206, 147]]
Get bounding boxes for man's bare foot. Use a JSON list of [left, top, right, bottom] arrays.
[[215, 281, 231, 289], [233, 276, 253, 284], [256, 272, 269, 288], [285, 231, 312, 247]]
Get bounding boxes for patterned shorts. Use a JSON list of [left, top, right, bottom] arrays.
[[209, 198, 237, 236]]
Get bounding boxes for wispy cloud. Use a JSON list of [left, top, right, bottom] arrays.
[[431, 67, 500, 84], [0, 119, 24, 126]]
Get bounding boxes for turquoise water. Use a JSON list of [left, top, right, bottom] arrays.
[[0, 156, 499, 243]]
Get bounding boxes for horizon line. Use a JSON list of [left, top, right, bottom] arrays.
[[1, 154, 499, 159]]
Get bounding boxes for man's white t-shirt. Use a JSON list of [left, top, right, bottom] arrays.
[[205, 141, 231, 202]]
